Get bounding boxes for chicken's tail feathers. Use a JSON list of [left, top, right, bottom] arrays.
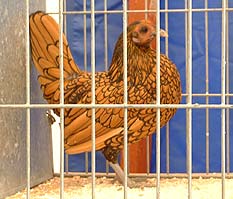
[[29, 11, 81, 103]]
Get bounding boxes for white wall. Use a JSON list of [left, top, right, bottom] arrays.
[[46, 0, 59, 22]]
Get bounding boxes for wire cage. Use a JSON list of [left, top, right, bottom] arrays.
[[2, 0, 233, 199]]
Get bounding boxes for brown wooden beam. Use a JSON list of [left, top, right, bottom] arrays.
[[120, 0, 156, 173]]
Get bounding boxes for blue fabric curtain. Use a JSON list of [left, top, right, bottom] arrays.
[[151, 0, 233, 173], [65, 0, 233, 173]]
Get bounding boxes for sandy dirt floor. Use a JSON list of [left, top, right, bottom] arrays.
[[6, 176, 233, 199]]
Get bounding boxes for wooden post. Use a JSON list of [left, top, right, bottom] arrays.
[[120, 0, 156, 173]]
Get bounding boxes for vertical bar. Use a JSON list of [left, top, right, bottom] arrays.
[[85, 151, 89, 174], [25, 0, 30, 198], [145, 0, 151, 175], [165, 124, 170, 174], [105, 160, 109, 175], [83, 0, 89, 174], [204, 0, 210, 174], [63, 0, 69, 175], [225, 0, 230, 175], [164, 0, 170, 174], [90, 0, 96, 198], [186, 0, 192, 198], [146, 136, 150, 175], [185, 0, 188, 156], [104, 0, 108, 71], [122, 0, 128, 198], [63, 0, 67, 35], [221, 0, 226, 198], [156, 1, 161, 199], [145, 0, 148, 19], [104, 0, 110, 174], [58, 1, 65, 199], [83, 0, 87, 71], [127, 148, 130, 174], [65, 154, 69, 174]]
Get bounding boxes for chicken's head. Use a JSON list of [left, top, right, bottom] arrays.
[[129, 20, 168, 47]]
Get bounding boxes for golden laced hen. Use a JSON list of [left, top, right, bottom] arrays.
[[29, 11, 181, 186]]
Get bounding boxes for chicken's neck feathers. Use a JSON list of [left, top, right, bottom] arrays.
[[108, 35, 156, 85]]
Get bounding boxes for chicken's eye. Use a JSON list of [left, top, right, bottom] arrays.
[[140, 26, 148, 33]]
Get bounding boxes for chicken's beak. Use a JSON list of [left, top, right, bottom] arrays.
[[151, 29, 168, 38], [160, 29, 168, 37]]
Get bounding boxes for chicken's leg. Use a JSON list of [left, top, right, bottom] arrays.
[[109, 162, 134, 188]]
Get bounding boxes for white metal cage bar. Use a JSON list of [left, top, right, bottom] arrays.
[[155, 0, 161, 198], [221, 1, 227, 199], [59, 171, 233, 179], [145, 0, 151, 176], [90, 0, 96, 198], [58, 1, 65, 199], [164, 0, 170, 175], [25, 0, 31, 198], [185, 0, 193, 198], [104, 0, 110, 175], [82, 0, 89, 174], [122, 0, 128, 198], [83, 0, 87, 72], [1, 103, 233, 109], [204, 0, 210, 175], [225, 0, 230, 175], [63, 0, 69, 177], [45, 7, 233, 15]]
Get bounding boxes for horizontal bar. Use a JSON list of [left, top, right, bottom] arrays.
[[46, 7, 233, 15], [54, 172, 233, 179], [0, 103, 233, 109], [181, 93, 233, 97]]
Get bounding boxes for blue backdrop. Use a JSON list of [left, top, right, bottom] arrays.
[[65, 0, 233, 173]]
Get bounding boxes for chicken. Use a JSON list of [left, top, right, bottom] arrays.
[[29, 11, 181, 186]]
